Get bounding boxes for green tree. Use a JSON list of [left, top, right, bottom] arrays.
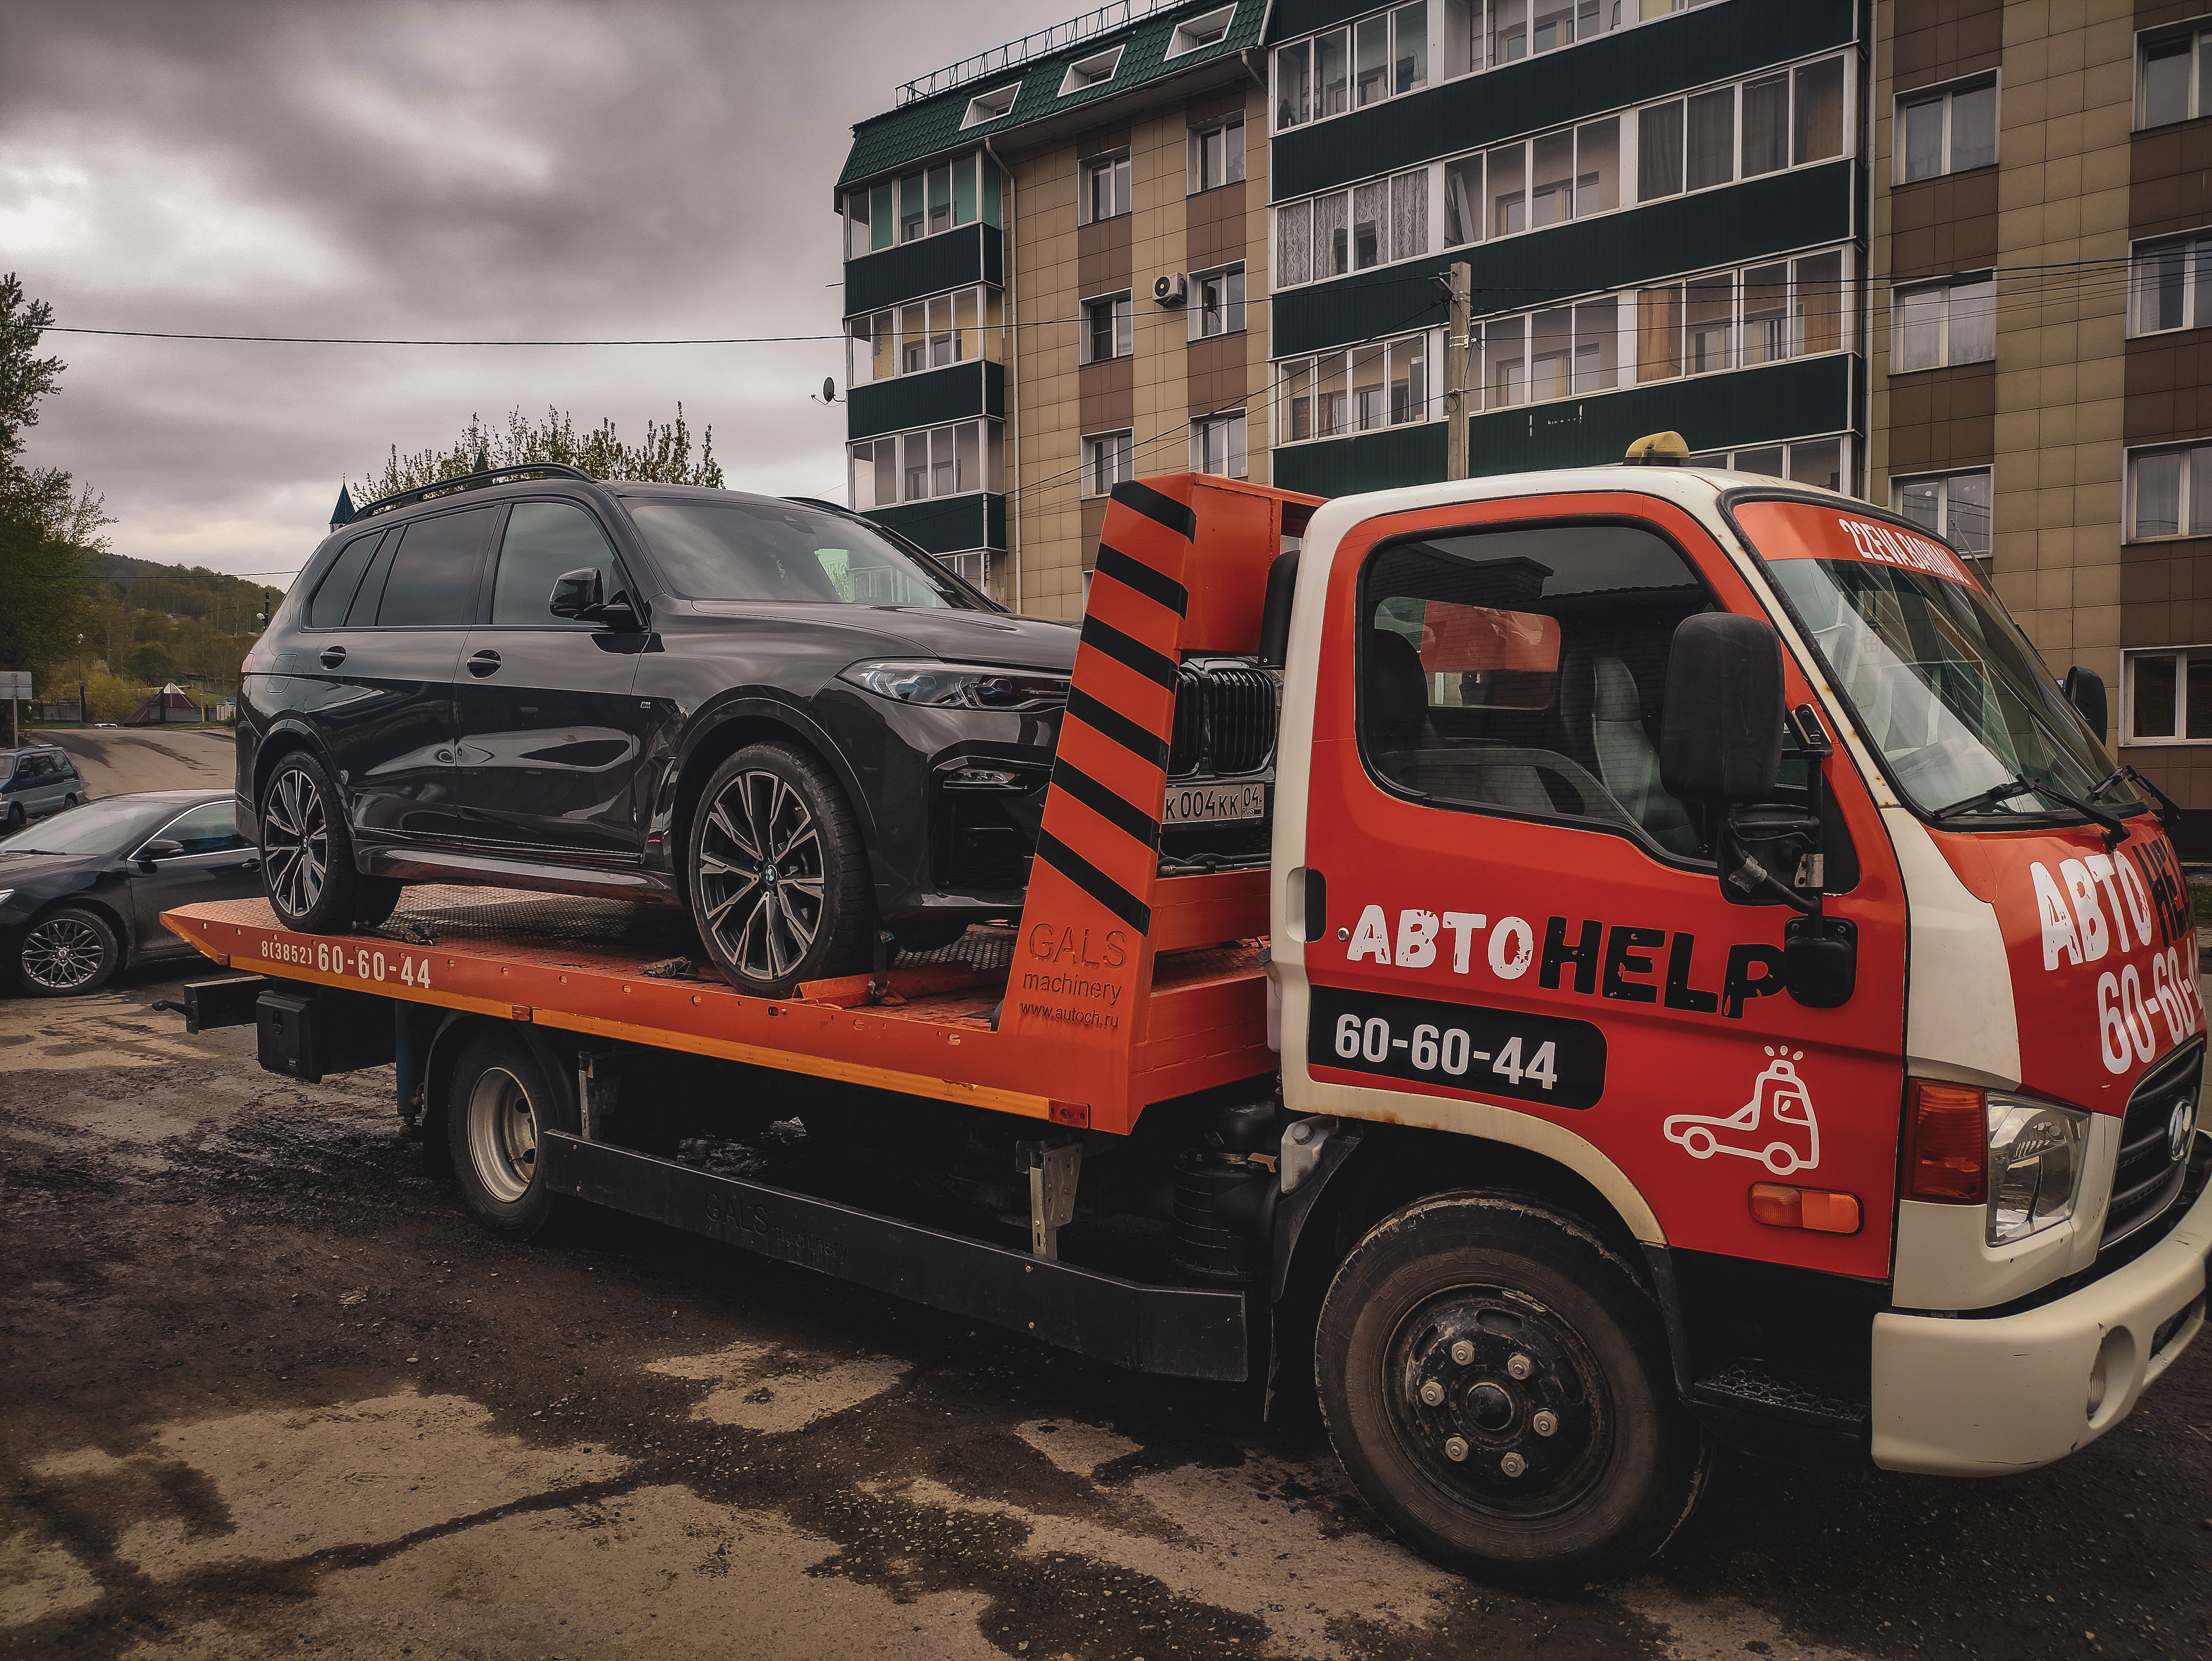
[[0, 272, 111, 549], [354, 404, 724, 506]]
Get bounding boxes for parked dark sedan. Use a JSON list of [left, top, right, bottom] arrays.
[[237, 467, 1092, 994], [0, 790, 265, 995]]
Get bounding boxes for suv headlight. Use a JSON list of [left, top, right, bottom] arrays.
[[1985, 1093, 2090, 1246], [839, 660, 1069, 713]]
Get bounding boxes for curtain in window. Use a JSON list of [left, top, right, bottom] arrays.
[[1741, 74, 1788, 176], [1951, 83, 1997, 170], [2191, 446, 2212, 536], [1946, 472, 1991, 554], [1313, 192, 1349, 278], [2138, 243, 2187, 333], [1353, 179, 1389, 268], [1637, 287, 1681, 381], [1392, 170, 1427, 261], [1901, 96, 1944, 183], [1278, 200, 1312, 287], [1794, 252, 1843, 354], [1947, 278, 1995, 364], [1894, 285, 1943, 371], [1685, 88, 1734, 191], [1638, 102, 1683, 200], [2135, 450, 2183, 538], [1793, 59, 1845, 164]]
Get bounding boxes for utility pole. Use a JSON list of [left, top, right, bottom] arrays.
[[1444, 260, 1471, 481]]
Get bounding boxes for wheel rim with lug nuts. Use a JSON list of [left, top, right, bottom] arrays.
[[261, 768, 328, 919], [20, 917, 105, 991], [697, 769, 826, 982], [1385, 1285, 1613, 1519], [466, 1067, 539, 1204]]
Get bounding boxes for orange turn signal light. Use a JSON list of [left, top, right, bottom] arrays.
[[1906, 1079, 1987, 1203], [1749, 1183, 1862, 1234]]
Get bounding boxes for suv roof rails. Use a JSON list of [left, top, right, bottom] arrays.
[[355, 462, 598, 521]]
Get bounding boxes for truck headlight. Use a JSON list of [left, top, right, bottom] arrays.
[[839, 660, 1069, 713], [1986, 1093, 2090, 1247]]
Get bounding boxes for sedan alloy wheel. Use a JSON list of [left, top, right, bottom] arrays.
[[17, 910, 118, 996]]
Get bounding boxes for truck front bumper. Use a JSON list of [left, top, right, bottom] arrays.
[[1869, 1164, 2212, 1476]]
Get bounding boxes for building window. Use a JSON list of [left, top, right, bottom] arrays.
[[1078, 150, 1131, 224], [2124, 645, 2212, 741], [1083, 293, 1133, 363], [2127, 441, 2212, 540], [1274, 0, 1725, 131], [1191, 412, 1248, 478], [1060, 46, 1123, 96], [2131, 230, 2212, 335], [1892, 468, 1992, 557], [961, 84, 1020, 129], [845, 154, 997, 255], [1632, 249, 1847, 388], [848, 419, 1005, 510], [1277, 332, 1435, 444], [1892, 275, 1994, 371], [1167, 4, 1236, 59], [1280, 52, 1848, 289], [1896, 74, 1998, 181], [1684, 437, 1850, 493], [1190, 266, 1245, 340], [2140, 21, 2212, 129], [845, 286, 1004, 388], [1084, 430, 1135, 496], [1189, 114, 1246, 194]]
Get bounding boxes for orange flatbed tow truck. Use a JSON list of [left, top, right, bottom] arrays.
[[160, 462, 2212, 1583]]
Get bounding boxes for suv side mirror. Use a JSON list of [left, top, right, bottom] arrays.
[[548, 567, 640, 629], [138, 838, 185, 868], [2062, 666, 2107, 744], [1660, 613, 1785, 804]]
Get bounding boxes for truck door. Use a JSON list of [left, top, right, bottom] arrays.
[[1281, 492, 1908, 1279]]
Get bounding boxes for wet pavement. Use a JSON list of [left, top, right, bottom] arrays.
[[4, 966, 2211, 1660]]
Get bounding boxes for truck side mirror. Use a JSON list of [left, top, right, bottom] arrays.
[[1659, 613, 1785, 804], [2062, 666, 2107, 744], [1257, 550, 1299, 668]]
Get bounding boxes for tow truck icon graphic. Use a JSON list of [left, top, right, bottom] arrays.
[[1663, 1048, 1821, 1175]]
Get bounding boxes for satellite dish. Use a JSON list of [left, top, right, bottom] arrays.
[[822, 377, 837, 404]]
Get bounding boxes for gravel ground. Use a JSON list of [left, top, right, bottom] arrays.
[[3, 965, 2211, 1661]]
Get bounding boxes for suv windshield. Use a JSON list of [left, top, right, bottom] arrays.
[[1736, 499, 2138, 823], [0, 797, 186, 856], [627, 498, 982, 609]]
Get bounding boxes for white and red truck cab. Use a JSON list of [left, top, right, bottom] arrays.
[[166, 449, 2211, 1586]]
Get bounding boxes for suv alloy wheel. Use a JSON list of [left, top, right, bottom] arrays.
[[259, 752, 401, 933]]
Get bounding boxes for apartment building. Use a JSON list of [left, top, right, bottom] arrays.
[[1869, 0, 2212, 852]]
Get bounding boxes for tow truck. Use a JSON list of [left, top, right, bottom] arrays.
[[162, 449, 2212, 1583]]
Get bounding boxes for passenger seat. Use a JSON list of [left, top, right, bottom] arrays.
[[1568, 654, 1700, 855]]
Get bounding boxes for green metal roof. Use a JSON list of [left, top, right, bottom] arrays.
[[837, 0, 1264, 190]]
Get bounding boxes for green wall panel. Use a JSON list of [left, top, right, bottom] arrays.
[[845, 225, 993, 314], [1271, 160, 1856, 357], [1268, 354, 1853, 497], [864, 493, 1002, 555], [1272, 0, 1857, 200], [849, 361, 1007, 441]]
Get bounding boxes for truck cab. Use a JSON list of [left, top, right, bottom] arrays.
[[1265, 453, 2207, 1571]]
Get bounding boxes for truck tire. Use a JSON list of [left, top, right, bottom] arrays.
[[260, 752, 382, 934], [1316, 1192, 1707, 1585], [688, 742, 871, 996], [445, 1030, 577, 1241]]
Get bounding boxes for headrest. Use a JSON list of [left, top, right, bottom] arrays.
[[1365, 628, 1429, 739], [1592, 656, 1642, 723]]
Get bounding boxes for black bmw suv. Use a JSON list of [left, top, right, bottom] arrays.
[[237, 465, 1080, 992]]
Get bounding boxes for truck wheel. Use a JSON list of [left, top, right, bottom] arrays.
[[445, 1030, 575, 1241], [1316, 1193, 1707, 1586], [689, 742, 871, 995], [260, 752, 376, 934]]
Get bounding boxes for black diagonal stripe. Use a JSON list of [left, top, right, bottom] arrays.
[[1035, 830, 1151, 934], [1067, 686, 1170, 771], [1052, 757, 1160, 851], [1109, 479, 1197, 541], [1080, 613, 1177, 690], [1094, 543, 1189, 617]]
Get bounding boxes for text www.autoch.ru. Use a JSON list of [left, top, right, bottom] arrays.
[[1018, 971, 1120, 1030]]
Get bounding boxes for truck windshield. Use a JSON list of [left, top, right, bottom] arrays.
[[626, 498, 982, 610], [1736, 500, 2138, 824]]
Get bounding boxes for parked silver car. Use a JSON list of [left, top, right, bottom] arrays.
[[0, 747, 87, 829]]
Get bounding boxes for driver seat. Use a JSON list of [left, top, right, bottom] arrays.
[[1572, 654, 1699, 854]]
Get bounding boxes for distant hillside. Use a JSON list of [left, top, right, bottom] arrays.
[[91, 554, 288, 624]]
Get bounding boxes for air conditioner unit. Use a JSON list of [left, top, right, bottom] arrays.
[[1152, 273, 1189, 306]]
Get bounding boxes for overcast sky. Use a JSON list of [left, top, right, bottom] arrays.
[[2, 0, 1067, 586]]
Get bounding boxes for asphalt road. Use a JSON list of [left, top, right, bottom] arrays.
[[32, 726, 235, 798], [4, 959, 2211, 1661]]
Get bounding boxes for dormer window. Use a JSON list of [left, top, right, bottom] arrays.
[[1060, 46, 1124, 95], [1167, 4, 1237, 59], [961, 82, 1021, 127]]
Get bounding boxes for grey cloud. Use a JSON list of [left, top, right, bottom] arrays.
[[2, 0, 1064, 577]]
